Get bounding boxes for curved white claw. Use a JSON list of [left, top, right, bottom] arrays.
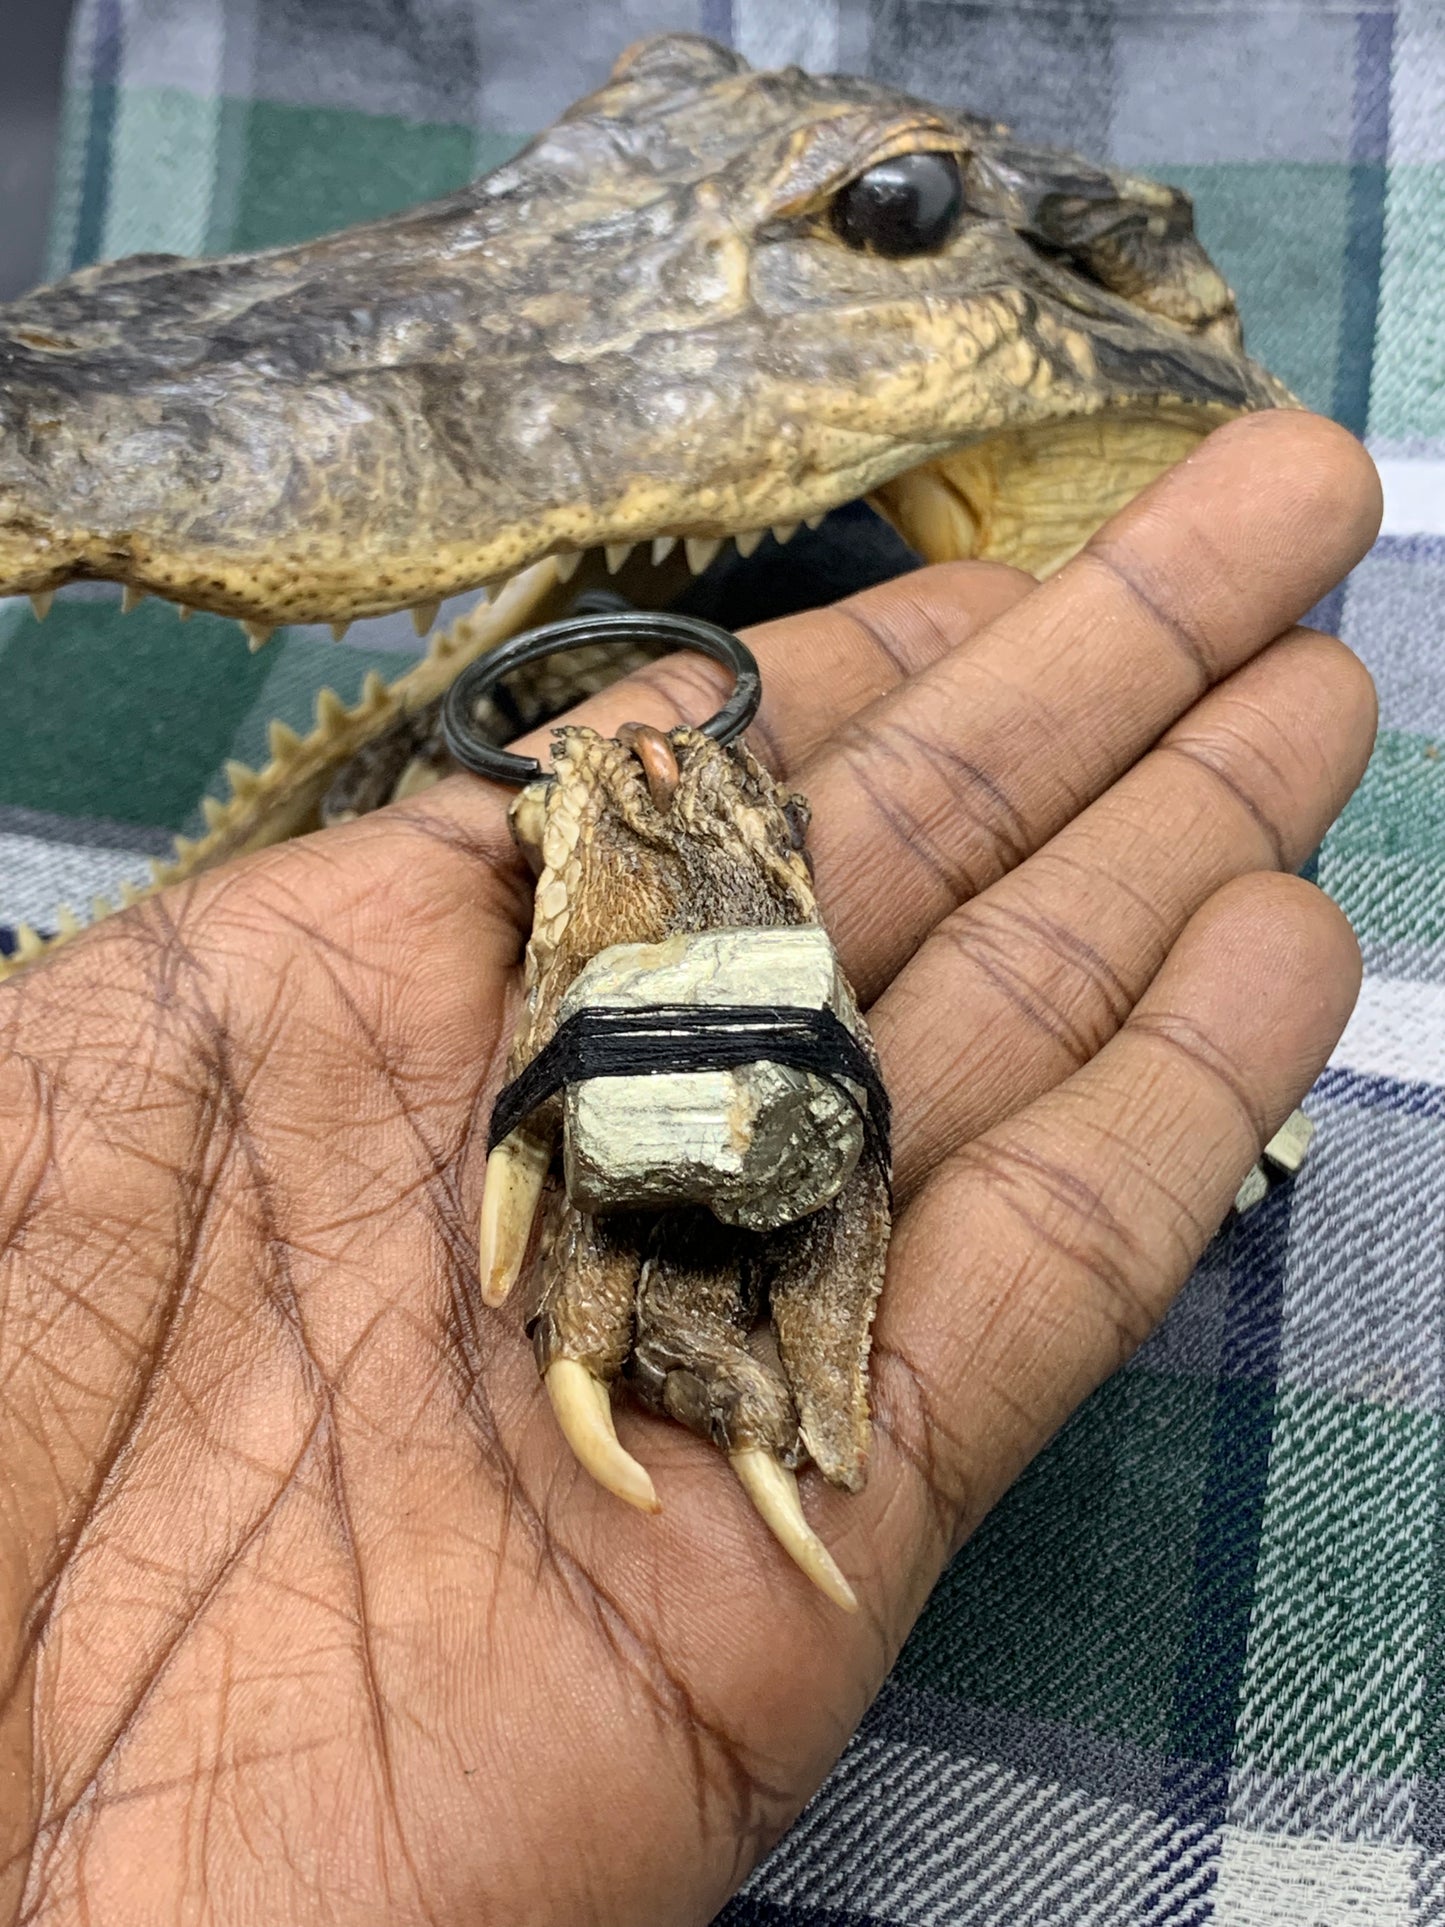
[[730, 1448, 858, 1613], [546, 1360, 661, 1514], [476, 1129, 550, 1307]]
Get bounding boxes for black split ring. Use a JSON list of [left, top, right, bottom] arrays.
[[440, 609, 763, 788]]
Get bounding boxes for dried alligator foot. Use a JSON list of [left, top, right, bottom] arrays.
[[480, 722, 889, 1609]]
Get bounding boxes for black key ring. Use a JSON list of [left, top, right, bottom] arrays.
[[440, 610, 763, 788]]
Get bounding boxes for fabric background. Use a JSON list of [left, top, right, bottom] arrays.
[[2, 2, 1443, 1920]]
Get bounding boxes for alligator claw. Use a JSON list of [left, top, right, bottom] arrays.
[[477, 1129, 551, 1307], [546, 1360, 660, 1514], [731, 1448, 858, 1612]]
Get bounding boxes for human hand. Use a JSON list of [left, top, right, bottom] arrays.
[[0, 412, 1379, 1925]]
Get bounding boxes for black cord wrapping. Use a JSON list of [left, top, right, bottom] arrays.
[[488, 1003, 891, 1183]]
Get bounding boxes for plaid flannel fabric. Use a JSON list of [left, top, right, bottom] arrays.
[[2, 2, 1443, 1920]]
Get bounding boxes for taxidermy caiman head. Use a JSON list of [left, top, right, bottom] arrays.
[[0, 31, 1289, 964]]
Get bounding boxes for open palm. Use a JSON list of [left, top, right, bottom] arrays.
[[0, 414, 1379, 1926]]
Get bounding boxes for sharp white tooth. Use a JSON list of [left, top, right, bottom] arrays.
[[733, 530, 765, 559], [771, 523, 800, 546], [804, 513, 826, 530], [605, 543, 635, 574], [731, 1448, 858, 1613], [329, 621, 351, 643], [554, 551, 582, 582], [177, 604, 194, 621], [201, 796, 228, 831], [242, 621, 274, 651], [685, 536, 723, 574], [121, 585, 146, 614], [55, 905, 81, 939], [29, 590, 55, 621], [268, 719, 302, 761], [315, 687, 348, 731], [651, 536, 677, 566], [411, 599, 441, 638], [546, 1360, 660, 1514]]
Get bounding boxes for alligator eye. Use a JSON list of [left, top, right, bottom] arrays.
[[831, 152, 964, 258]]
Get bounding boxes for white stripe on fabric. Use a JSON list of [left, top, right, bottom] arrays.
[[1375, 460, 1445, 538], [0, 833, 154, 930], [1331, 978, 1445, 1088], [102, 0, 227, 259], [733, 0, 841, 73], [1211, 1827, 1417, 1925]]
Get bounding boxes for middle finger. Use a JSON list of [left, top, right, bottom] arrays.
[[798, 411, 1379, 1002]]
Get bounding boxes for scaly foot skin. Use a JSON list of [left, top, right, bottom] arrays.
[[0, 415, 1378, 1927]]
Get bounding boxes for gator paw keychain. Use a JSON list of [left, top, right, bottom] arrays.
[[443, 612, 891, 1610]]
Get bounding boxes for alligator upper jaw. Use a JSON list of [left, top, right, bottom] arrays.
[[9, 396, 1267, 647]]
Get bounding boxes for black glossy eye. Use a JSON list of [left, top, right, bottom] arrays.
[[831, 152, 964, 258]]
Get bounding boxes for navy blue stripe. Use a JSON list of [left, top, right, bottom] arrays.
[[70, 0, 123, 270], [1331, 9, 1395, 436], [700, 0, 735, 43], [1368, 533, 1445, 567], [1314, 1063, 1445, 1123], [1161, 1187, 1296, 1864], [715, 1897, 879, 1926]]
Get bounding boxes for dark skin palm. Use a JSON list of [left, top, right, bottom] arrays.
[[0, 413, 1379, 1925]]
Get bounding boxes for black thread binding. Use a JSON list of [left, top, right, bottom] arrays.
[[488, 1003, 891, 1179]]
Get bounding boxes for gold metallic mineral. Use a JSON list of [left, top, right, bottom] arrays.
[[558, 926, 865, 1231]]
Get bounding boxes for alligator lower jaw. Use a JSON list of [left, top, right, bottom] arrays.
[[872, 403, 1240, 579]]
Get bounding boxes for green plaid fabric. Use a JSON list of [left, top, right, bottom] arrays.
[[2, 3, 1443, 1921]]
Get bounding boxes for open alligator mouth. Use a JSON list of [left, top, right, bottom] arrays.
[[0, 31, 1290, 964]]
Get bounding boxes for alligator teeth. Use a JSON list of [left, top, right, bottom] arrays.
[[651, 537, 677, 566], [360, 669, 390, 711], [315, 688, 349, 732], [268, 719, 303, 761], [120, 879, 145, 907], [90, 896, 115, 922], [554, 551, 582, 582], [605, 543, 635, 574], [201, 796, 228, 831], [29, 590, 54, 621], [242, 621, 274, 651], [330, 621, 351, 643], [771, 523, 800, 546], [411, 599, 441, 638], [55, 905, 82, 939], [177, 603, 194, 621], [173, 835, 198, 863], [685, 537, 723, 574], [14, 924, 45, 961], [733, 530, 765, 558], [121, 586, 146, 614], [804, 513, 826, 531], [225, 759, 259, 798]]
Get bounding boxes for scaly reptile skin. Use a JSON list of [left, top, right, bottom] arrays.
[[0, 32, 1291, 975]]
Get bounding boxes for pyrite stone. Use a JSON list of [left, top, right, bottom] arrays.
[[559, 925, 865, 1232]]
